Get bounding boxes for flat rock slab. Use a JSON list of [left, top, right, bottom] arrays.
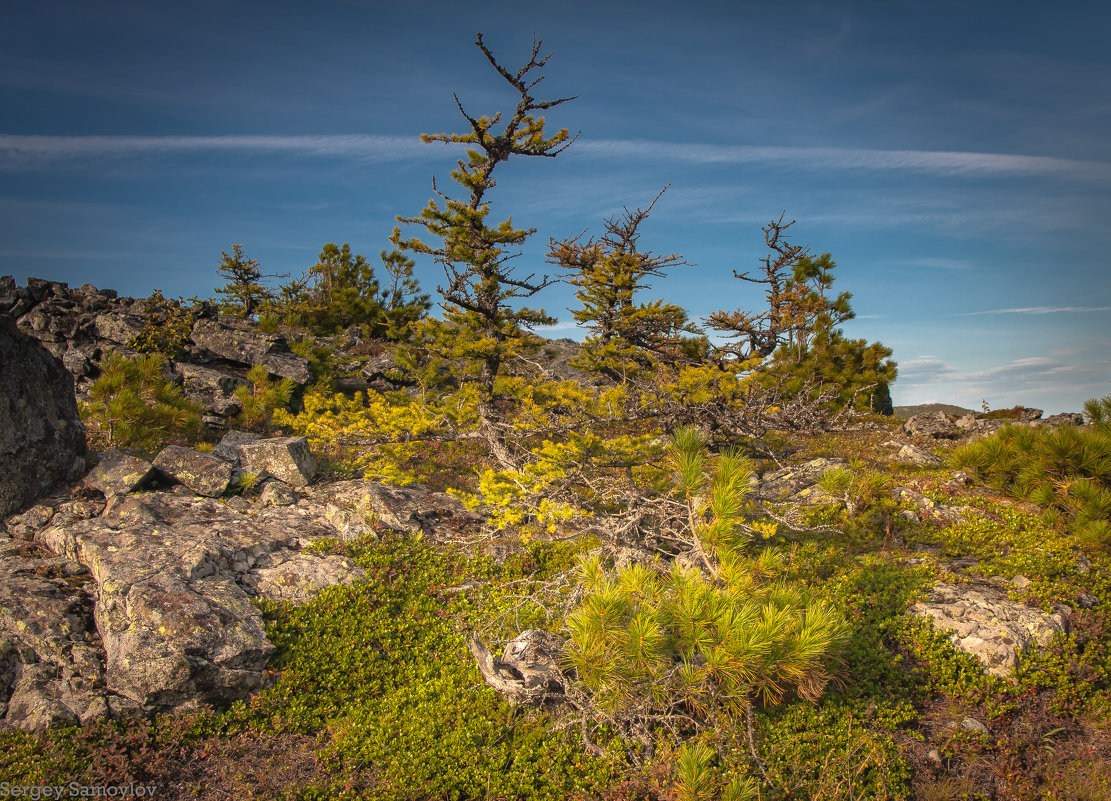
[[910, 581, 1068, 678], [314, 480, 484, 539], [1, 475, 481, 730], [84, 452, 155, 496], [245, 551, 364, 604], [153, 445, 234, 497]]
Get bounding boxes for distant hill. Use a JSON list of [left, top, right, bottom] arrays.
[[893, 403, 976, 420]]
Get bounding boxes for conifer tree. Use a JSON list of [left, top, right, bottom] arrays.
[[708, 216, 850, 363], [304, 242, 382, 334], [548, 189, 704, 383], [378, 248, 432, 337], [708, 217, 896, 415], [391, 33, 577, 468], [214, 244, 276, 319], [564, 426, 848, 779]]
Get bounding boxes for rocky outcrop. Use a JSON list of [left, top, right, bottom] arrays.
[[904, 409, 1087, 441], [0, 542, 108, 730], [0, 312, 87, 518], [903, 412, 962, 440], [0, 441, 486, 730], [910, 581, 1068, 678], [0, 277, 592, 431], [0, 278, 312, 429]]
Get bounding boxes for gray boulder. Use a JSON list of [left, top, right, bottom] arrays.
[[237, 436, 317, 487], [93, 312, 144, 345], [189, 318, 310, 383], [257, 352, 312, 384], [0, 312, 87, 517], [882, 440, 943, 466], [756, 458, 843, 504], [212, 429, 261, 462], [153, 445, 235, 497], [84, 452, 155, 497]]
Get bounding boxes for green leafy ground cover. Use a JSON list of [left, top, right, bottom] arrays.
[[4, 422, 1109, 800]]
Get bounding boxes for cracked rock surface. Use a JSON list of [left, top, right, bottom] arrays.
[[910, 581, 1068, 678], [0, 466, 484, 730]]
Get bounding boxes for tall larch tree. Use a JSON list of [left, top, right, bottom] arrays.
[[391, 33, 577, 468]]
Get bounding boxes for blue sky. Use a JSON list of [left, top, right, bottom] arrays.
[[2, 0, 1109, 414]]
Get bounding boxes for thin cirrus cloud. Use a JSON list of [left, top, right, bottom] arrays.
[[0, 134, 436, 170], [953, 306, 1111, 316], [2, 134, 1111, 182], [573, 139, 1111, 181]]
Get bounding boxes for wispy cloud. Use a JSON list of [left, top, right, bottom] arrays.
[[573, 139, 1111, 181], [0, 134, 440, 170], [894, 354, 1107, 412], [954, 306, 1111, 316], [5, 135, 1110, 183]]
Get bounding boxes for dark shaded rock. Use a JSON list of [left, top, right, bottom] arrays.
[[175, 362, 248, 417], [84, 452, 155, 497], [153, 446, 234, 497], [0, 313, 87, 518], [237, 437, 317, 487], [257, 351, 311, 384]]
